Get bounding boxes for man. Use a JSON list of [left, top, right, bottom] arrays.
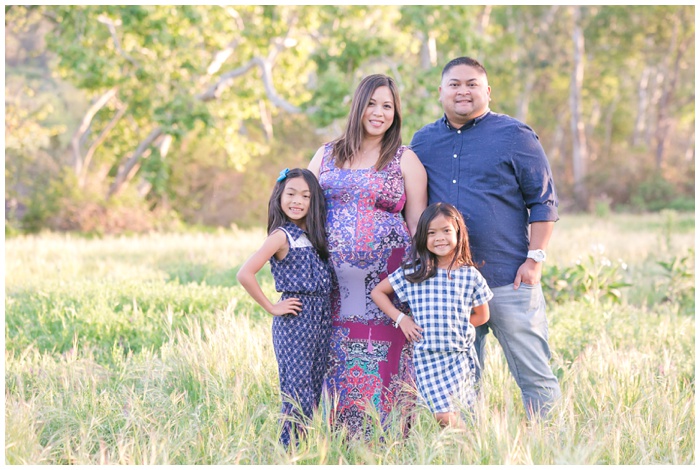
[[410, 56, 561, 418]]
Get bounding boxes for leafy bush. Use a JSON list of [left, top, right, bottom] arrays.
[[543, 245, 631, 306], [665, 197, 695, 212], [629, 175, 694, 212], [655, 248, 695, 315]]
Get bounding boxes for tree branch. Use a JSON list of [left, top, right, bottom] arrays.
[[197, 13, 301, 114], [197, 56, 301, 113], [80, 102, 128, 188], [70, 87, 118, 176], [97, 14, 139, 67], [107, 127, 163, 198], [105, 9, 301, 200], [197, 59, 258, 101]]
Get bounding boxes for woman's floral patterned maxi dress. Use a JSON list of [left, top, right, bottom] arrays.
[[318, 143, 415, 439]]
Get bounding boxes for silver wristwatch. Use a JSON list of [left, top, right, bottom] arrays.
[[527, 249, 547, 263]]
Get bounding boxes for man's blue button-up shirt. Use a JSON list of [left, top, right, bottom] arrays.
[[410, 111, 559, 288]]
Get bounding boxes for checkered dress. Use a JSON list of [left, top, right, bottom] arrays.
[[388, 265, 493, 413]]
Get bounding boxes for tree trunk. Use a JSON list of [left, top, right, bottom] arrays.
[[654, 11, 693, 170], [70, 87, 118, 178], [418, 31, 437, 70], [79, 102, 127, 188], [136, 134, 173, 198], [632, 65, 651, 147], [686, 126, 695, 158], [476, 5, 492, 35], [516, 73, 535, 123], [514, 6, 559, 124], [107, 127, 163, 199], [569, 6, 588, 210], [603, 97, 619, 160]]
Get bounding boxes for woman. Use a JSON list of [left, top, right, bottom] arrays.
[[308, 74, 427, 438]]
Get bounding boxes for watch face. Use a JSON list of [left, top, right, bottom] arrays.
[[529, 250, 546, 262]]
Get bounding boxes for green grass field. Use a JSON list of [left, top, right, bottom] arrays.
[[5, 212, 695, 464]]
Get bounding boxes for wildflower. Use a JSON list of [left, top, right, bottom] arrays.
[[591, 243, 606, 255]]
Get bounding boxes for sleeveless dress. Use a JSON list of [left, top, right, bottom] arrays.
[[318, 143, 415, 439], [269, 222, 334, 447]]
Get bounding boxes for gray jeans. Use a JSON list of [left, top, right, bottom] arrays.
[[474, 282, 561, 418]]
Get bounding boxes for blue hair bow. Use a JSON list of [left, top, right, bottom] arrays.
[[276, 168, 290, 182]]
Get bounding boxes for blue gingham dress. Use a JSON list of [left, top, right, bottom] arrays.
[[388, 265, 493, 413], [269, 222, 334, 446]]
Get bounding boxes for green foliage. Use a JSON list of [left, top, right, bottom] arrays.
[[543, 246, 632, 306], [13, 4, 319, 218], [630, 175, 690, 212], [21, 168, 78, 233], [5, 5, 696, 229], [654, 248, 695, 315], [17, 168, 174, 235], [306, 62, 354, 127]]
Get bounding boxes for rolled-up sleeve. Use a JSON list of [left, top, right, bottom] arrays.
[[511, 125, 559, 224]]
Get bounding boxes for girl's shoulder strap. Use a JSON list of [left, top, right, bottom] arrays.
[[279, 223, 312, 249], [275, 225, 291, 241]]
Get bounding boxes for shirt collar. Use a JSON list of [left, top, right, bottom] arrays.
[[442, 109, 491, 131]]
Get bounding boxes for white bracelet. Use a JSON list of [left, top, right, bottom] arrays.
[[394, 313, 406, 328]]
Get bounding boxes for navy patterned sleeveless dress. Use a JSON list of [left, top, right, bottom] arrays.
[[269, 222, 334, 447]]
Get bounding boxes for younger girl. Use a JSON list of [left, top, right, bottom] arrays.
[[371, 202, 493, 429], [236, 168, 334, 447]]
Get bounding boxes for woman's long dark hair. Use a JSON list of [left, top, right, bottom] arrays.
[[331, 74, 403, 172], [405, 202, 476, 283], [267, 168, 329, 260]]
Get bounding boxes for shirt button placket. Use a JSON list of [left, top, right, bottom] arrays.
[[451, 132, 460, 200], [453, 153, 458, 185]]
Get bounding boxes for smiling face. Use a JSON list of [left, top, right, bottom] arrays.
[[362, 85, 395, 139], [426, 214, 459, 267], [280, 176, 311, 228], [439, 64, 491, 128]]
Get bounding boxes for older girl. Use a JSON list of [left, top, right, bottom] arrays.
[[237, 168, 333, 447]]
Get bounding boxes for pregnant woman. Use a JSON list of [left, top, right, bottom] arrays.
[[309, 73, 427, 439]]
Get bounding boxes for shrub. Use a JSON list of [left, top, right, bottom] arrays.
[[655, 248, 695, 315], [629, 175, 693, 212], [543, 245, 631, 306]]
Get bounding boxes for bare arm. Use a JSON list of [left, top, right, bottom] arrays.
[[470, 302, 490, 327], [236, 230, 302, 316], [400, 148, 428, 236], [371, 278, 423, 342], [513, 221, 555, 289], [307, 145, 326, 177]]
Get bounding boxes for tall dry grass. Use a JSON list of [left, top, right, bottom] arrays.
[[5, 212, 695, 464]]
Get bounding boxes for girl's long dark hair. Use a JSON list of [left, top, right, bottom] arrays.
[[267, 168, 329, 260], [331, 74, 403, 172], [405, 202, 476, 283]]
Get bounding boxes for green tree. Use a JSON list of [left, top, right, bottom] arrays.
[[39, 5, 314, 201], [5, 5, 694, 232]]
